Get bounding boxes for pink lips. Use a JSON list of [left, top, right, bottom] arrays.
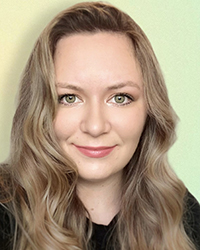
[[74, 145, 116, 158]]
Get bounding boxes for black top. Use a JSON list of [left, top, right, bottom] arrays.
[[0, 192, 200, 250], [90, 192, 200, 250]]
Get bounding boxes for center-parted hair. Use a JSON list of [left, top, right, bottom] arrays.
[[0, 2, 195, 250]]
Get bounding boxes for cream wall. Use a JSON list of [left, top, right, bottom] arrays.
[[0, 0, 199, 201]]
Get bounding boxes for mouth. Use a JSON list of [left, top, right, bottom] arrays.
[[73, 145, 116, 158]]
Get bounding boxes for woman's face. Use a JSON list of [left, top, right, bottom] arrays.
[[53, 32, 147, 184]]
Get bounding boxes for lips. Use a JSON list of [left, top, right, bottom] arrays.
[[74, 145, 116, 158]]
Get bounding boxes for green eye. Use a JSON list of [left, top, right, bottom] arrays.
[[114, 95, 125, 103], [64, 95, 76, 103], [58, 94, 82, 106], [110, 93, 134, 106]]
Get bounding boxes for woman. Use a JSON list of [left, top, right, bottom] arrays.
[[0, 2, 199, 250]]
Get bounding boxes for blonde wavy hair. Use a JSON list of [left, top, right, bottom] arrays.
[[0, 2, 196, 250]]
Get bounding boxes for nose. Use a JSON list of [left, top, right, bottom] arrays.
[[80, 102, 111, 137]]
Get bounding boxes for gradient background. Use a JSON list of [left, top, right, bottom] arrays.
[[0, 0, 199, 201]]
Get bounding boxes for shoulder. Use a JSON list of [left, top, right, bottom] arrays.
[[0, 165, 15, 250], [0, 203, 15, 250], [183, 191, 200, 250]]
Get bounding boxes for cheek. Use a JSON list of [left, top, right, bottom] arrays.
[[53, 117, 64, 140], [53, 110, 76, 140], [123, 124, 144, 145], [113, 108, 147, 140]]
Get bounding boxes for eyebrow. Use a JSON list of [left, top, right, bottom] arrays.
[[56, 82, 83, 91], [56, 81, 141, 91], [106, 81, 141, 90]]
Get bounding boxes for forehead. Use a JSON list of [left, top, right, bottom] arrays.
[[55, 31, 134, 51], [54, 32, 142, 89], [54, 31, 135, 63]]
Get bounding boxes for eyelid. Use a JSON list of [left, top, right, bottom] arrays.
[[108, 92, 134, 106], [58, 94, 82, 105]]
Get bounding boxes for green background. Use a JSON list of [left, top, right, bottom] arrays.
[[0, 0, 199, 201]]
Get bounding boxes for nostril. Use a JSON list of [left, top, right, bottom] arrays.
[[80, 108, 111, 137]]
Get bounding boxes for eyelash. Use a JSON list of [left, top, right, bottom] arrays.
[[58, 94, 82, 105], [109, 93, 134, 106], [58, 93, 134, 106]]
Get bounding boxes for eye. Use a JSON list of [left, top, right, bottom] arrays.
[[58, 94, 82, 105], [109, 93, 134, 106], [114, 95, 126, 103]]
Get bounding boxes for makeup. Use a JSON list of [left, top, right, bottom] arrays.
[[74, 145, 116, 158]]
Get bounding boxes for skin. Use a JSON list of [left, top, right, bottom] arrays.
[[53, 32, 147, 224]]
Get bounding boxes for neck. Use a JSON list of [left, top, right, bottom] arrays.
[[76, 175, 122, 225]]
